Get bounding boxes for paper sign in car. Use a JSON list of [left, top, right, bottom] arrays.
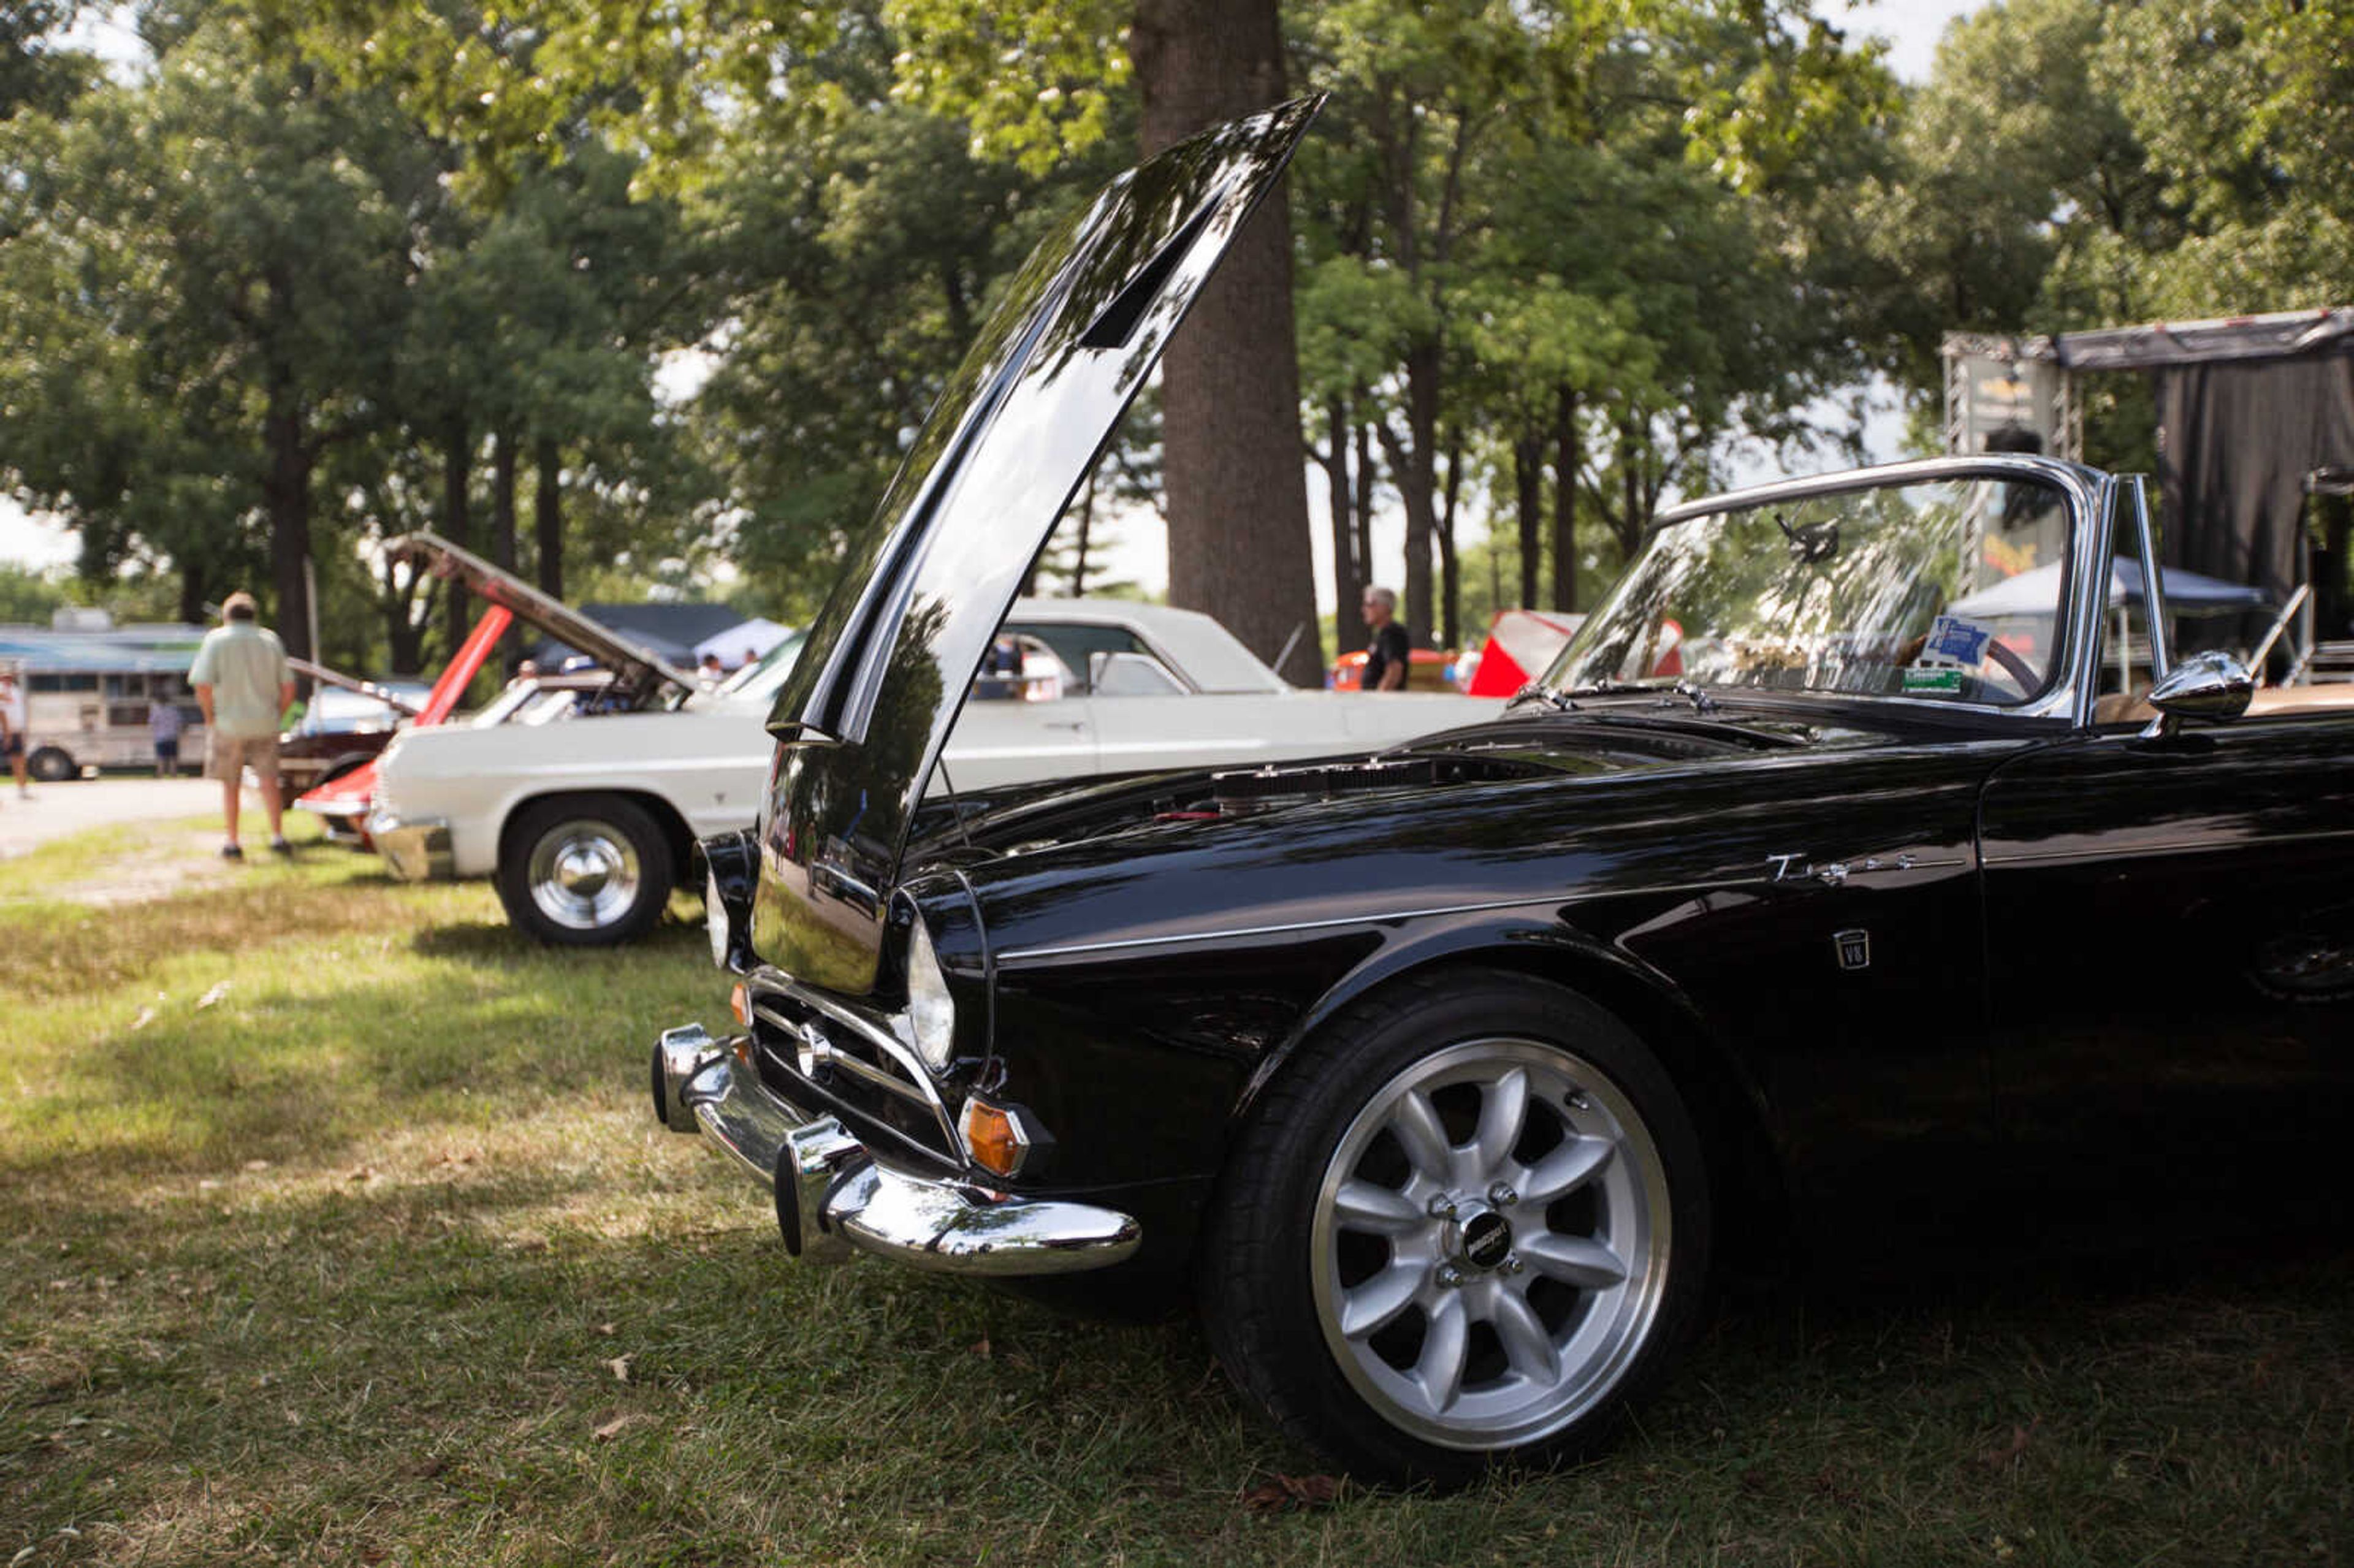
[[1919, 614, 1994, 669]]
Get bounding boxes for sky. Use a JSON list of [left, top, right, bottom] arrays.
[[1, 0, 1988, 618]]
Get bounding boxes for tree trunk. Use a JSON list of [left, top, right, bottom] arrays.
[[1376, 413, 1438, 652], [490, 428, 519, 574], [441, 416, 471, 657], [262, 379, 314, 667], [384, 555, 427, 676], [1552, 384, 1579, 614], [1353, 421, 1374, 610], [1068, 470, 1096, 596], [490, 428, 519, 674], [1375, 333, 1446, 648], [177, 560, 208, 628], [1620, 424, 1643, 560], [1325, 398, 1365, 655], [1436, 432, 1463, 650], [1607, 414, 1642, 560], [1514, 428, 1544, 611], [534, 436, 563, 599], [1132, 0, 1322, 685]]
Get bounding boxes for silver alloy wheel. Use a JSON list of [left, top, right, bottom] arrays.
[[525, 819, 642, 932], [1309, 1037, 1671, 1451]]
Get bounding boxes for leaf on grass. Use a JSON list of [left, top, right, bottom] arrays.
[[345, 1165, 376, 1184], [972, 1335, 991, 1360], [13, 1545, 39, 1566], [243, 1160, 271, 1173], [1809, 1464, 1859, 1507], [129, 1005, 156, 1031], [596, 1323, 616, 1338], [195, 981, 230, 1010], [1978, 1417, 2040, 1470], [1241, 1474, 1342, 1513], [593, 1415, 636, 1444], [606, 1356, 632, 1383]]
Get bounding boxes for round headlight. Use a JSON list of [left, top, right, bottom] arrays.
[[705, 867, 731, 970], [905, 915, 956, 1072]]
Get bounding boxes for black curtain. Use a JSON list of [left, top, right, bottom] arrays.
[[2155, 351, 2354, 601]]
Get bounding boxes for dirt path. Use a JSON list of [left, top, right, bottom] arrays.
[[0, 779, 351, 905], [0, 776, 227, 860]]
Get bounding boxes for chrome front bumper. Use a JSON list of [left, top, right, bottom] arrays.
[[370, 812, 452, 881], [651, 1024, 1141, 1276]]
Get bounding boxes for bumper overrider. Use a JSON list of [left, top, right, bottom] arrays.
[[369, 811, 452, 881], [650, 1023, 1142, 1276]]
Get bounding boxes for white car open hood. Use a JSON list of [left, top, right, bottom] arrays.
[[384, 531, 701, 704], [749, 97, 1320, 994]]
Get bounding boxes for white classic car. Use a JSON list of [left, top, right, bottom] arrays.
[[369, 536, 1494, 945]]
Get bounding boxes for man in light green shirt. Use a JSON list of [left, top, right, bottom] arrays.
[[189, 592, 295, 859]]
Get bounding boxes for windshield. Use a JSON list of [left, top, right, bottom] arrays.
[[468, 682, 543, 729], [1544, 474, 2071, 706], [717, 630, 809, 703]]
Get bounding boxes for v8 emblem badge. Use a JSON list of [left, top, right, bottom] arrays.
[[1833, 929, 1871, 971]]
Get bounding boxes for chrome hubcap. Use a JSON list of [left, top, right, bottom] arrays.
[[1309, 1038, 1670, 1450], [527, 821, 641, 931]]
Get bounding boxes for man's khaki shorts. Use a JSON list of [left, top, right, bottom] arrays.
[[205, 732, 280, 783]]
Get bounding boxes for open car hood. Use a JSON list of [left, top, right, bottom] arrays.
[[750, 97, 1321, 995], [383, 531, 699, 704], [287, 657, 425, 718]]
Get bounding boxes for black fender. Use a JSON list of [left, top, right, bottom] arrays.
[[1230, 910, 1796, 1263]]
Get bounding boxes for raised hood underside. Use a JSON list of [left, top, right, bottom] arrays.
[[749, 97, 1322, 996], [384, 530, 699, 705]]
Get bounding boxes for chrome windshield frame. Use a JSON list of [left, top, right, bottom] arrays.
[[1591, 455, 2114, 730]]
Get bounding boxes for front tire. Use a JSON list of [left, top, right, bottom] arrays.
[[496, 794, 674, 947], [1199, 970, 1710, 1488], [27, 746, 75, 783]]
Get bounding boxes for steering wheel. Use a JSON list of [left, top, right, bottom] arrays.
[[1891, 630, 2040, 700], [1978, 637, 2039, 699]]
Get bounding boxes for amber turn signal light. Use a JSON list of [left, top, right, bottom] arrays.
[[729, 982, 750, 1027], [959, 1098, 1032, 1178]]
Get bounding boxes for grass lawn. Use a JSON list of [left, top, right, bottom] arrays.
[[2, 816, 2349, 1566]]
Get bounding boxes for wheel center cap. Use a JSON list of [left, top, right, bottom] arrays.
[[557, 846, 613, 896], [1460, 1209, 1513, 1270]]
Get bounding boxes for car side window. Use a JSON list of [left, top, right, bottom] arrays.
[[1089, 650, 1186, 697], [969, 634, 1070, 702], [1008, 622, 1156, 695]]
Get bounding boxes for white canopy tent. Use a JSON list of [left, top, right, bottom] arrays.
[[695, 618, 793, 670]]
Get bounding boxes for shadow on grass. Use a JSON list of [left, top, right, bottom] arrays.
[[5, 846, 2350, 1561], [5, 1144, 2350, 1568], [408, 918, 706, 966], [408, 919, 539, 962], [1, 1154, 1286, 1561]]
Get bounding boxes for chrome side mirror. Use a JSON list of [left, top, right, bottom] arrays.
[[2139, 649, 2253, 740]]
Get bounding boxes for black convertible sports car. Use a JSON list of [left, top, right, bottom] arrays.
[[650, 99, 2354, 1485]]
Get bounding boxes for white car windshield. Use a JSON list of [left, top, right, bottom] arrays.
[[1543, 473, 2072, 706], [716, 630, 809, 704]]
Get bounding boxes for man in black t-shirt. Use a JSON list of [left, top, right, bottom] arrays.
[[1360, 585, 1411, 691]]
